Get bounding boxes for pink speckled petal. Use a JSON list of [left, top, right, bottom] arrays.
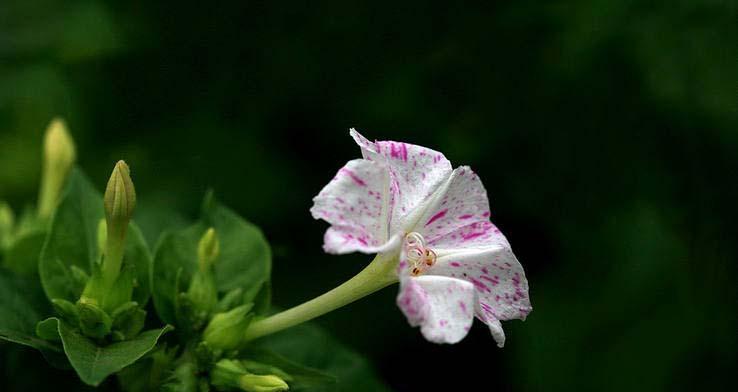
[[396, 278, 429, 327], [350, 129, 453, 234], [397, 275, 475, 344], [479, 316, 506, 348], [311, 159, 393, 254], [427, 245, 531, 343], [418, 166, 508, 248]]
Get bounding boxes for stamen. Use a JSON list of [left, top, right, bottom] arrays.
[[406, 245, 424, 263], [405, 232, 425, 248], [424, 249, 437, 266], [403, 232, 437, 276]]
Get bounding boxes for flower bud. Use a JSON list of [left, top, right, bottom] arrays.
[[198, 227, 220, 271], [102, 160, 136, 288], [240, 361, 292, 382], [77, 298, 112, 339], [38, 118, 76, 219], [161, 362, 198, 392], [211, 359, 247, 390], [186, 270, 218, 324], [104, 160, 136, 228], [51, 298, 80, 325], [203, 304, 253, 352], [0, 201, 14, 248], [111, 301, 146, 341], [239, 374, 289, 392], [185, 228, 220, 321], [211, 360, 289, 392]]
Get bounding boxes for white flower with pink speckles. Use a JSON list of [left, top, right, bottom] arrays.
[[310, 130, 531, 346]]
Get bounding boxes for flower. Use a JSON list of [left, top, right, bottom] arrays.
[[310, 130, 531, 346]]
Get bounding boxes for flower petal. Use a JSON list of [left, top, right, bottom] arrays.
[[417, 166, 508, 248], [396, 275, 475, 344], [311, 159, 393, 254], [350, 129, 453, 234], [428, 245, 532, 345]]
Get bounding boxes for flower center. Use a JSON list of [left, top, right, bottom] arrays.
[[404, 232, 436, 276]]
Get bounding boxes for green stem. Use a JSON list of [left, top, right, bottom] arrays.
[[37, 162, 63, 219], [243, 253, 399, 342], [102, 227, 126, 289]]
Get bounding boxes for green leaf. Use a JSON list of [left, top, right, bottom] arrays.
[[151, 224, 203, 325], [0, 268, 60, 352], [3, 230, 46, 275], [56, 319, 173, 386], [256, 324, 389, 392], [152, 193, 271, 326], [201, 193, 271, 300], [39, 169, 151, 305]]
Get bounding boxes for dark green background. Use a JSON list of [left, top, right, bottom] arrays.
[[1, 1, 736, 390]]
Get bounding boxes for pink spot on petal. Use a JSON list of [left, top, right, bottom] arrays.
[[339, 168, 367, 186], [425, 209, 448, 226]]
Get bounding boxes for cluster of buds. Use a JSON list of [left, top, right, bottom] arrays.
[[61, 160, 145, 340], [404, 232, 436, 276]]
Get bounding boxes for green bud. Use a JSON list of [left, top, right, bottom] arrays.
[[38, 118, 76, 219], [203, 304, 253, 352], [102, 160, 136, 289], [70, 265, 90, 290], [212, 359, 289, 392], [240, 361, 292, 382], [104, 160, 136, 226], [186, 270, 218, 324], [36, 318, 61, 341], [77, 298, 112, 339], [216, 288, 244, 313], [161, 361, 199, 392], [210, 359, 245, 391], [51, 298, 80, 325], [0, 201, 14, 249], [239, 374, 289, 392], [198, 228, 220, 271], [111, 301, 146, 340]]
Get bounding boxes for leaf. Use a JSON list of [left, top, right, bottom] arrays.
[[152, 193, 271, 325], [56, 320, 173, 386], [0, 268, 60, 352], [39, 169, 151, 305], [201, 193, 271, 299], [256, 324, 390, 392], [151, 223, 204, 325], [3, 229, 46, 275]]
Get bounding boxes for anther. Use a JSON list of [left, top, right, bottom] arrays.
[[424, 249, 437, 266]]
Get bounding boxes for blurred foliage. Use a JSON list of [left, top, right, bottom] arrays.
[[1, 0, 736, 390]]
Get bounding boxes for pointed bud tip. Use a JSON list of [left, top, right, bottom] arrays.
[[198, 227, 220, 270], [44, 117, 76, 165], [104, 160, 137, 224], [239, 374, 289, 392], [0, 202, 14, 228]]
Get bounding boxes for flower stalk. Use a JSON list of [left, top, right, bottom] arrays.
[[242, 252, 399, 342]]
